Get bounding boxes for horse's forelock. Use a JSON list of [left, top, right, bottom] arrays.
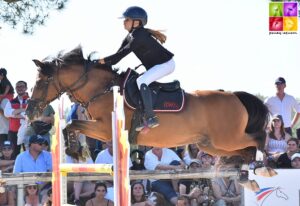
[[39, 61, 55, 77]]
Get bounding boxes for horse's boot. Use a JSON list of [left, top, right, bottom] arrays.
[[135, 84, 159, 131]]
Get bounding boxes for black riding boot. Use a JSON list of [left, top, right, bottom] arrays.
[[135, 84, 159, 131]]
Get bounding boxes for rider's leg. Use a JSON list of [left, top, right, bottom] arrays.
[[137, 83, 159, 130], [135, 59, 175, 131], [136, 58, 175, 89]]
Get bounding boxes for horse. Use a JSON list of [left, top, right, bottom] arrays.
[[25, 46, 276, 191]]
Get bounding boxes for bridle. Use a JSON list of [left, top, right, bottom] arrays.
[[28, 60, 118, 114]]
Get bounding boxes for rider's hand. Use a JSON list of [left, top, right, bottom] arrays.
[[99, 59, 105, 64]]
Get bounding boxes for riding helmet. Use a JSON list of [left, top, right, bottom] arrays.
[[122, 6, 148, 26]]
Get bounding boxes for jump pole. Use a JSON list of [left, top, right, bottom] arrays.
[[112, 86, 130, 206]]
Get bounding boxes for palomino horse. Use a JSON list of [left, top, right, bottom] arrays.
[[26, 46, 275, 191]]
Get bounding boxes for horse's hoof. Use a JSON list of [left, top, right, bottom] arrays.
[[254, 167, 278, 177], [239, 180, 260, 192]]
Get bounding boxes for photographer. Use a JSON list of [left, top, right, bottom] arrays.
[[211, 177, 241, 206]]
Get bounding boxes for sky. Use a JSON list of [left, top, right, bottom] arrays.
[[0, 0, 300, 101]]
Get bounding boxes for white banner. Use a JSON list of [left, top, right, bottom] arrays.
[[244, 169, 300, 206]]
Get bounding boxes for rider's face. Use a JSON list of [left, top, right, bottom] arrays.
[[124, 18, 140, 32], [124, 18, 133, 31]]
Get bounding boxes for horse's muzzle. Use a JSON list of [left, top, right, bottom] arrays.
[[25, 99, 40, 120]]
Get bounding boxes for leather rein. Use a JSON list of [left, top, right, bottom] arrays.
[[30, 60, 117, 112]]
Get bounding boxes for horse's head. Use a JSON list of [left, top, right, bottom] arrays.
[[26, 59, 62, 120], [275, 187, 288, 200]]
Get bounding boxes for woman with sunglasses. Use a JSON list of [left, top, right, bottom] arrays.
[[24, 184, 41, 206], [98, 6, 175, 131], [264, 114, 291, 167], [85, 182, 113, 206]]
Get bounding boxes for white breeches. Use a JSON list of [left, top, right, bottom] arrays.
[[136, 58, 175, 89]]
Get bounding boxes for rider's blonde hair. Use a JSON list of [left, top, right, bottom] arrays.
[[146, 28, 167, 44]]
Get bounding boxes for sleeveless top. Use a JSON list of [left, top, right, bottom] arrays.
[[91, 199, 111, 206], [267, 138, 287, 153], [212, 178, 237, 197]]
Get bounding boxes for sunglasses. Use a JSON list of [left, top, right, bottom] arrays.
[[33, 142, 43, 145], [2, 147, 12, 151], [27, 186, 37, 190]]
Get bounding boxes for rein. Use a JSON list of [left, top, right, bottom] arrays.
[[32, 60, 118, 111]]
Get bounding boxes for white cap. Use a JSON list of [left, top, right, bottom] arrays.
[[291, 153, 300, 161]]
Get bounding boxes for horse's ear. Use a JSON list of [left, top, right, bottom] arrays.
[[32, 59, 44, 69]]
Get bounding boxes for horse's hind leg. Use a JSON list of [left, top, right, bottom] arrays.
[[64, 120, 111, 142]]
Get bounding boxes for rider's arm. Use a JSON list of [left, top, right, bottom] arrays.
[[101, 35, 133, 65]]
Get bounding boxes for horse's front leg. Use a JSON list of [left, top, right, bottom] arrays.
[[64, 119, 112, 142]]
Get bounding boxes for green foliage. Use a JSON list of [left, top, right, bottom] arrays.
[[0, 0, 68, 34], [255, 93, 268, 102]]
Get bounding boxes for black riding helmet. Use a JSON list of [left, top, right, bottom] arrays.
[[122, 6, 148, 26]]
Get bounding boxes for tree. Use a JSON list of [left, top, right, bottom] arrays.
[[0, 0, 68, 34]]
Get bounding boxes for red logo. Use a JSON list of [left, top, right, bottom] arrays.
[[163, 101, 178, 109]]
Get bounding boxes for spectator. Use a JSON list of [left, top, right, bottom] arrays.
[[0, 68, 14, 102], [43, 189, 52, 206], [95, 141, 132, 202], [291, 153, 300, 169], [0, 183, 15, 206], [41, 139, 50, 151], [65, 141, 95, 206], [130, 149, 146, 171], [276, 138, 299, 168], [176, 147, 185, 160], [24, 104, 55, 150], [0, 140, 15, 173], [176, 195, 191, 206], [0, 97, 9, 146], [183, 144, 200, 165], [179, 159, 202, 196], [67, 94, 102, 161], [131, 181, 153, 206], [197, 152, 215, 169], [13, 134, 52, 173], [24, 184, 41, 206], [144, 147, 186, 205], [179, 159, 215, 206], [4, 80, 28, 157], [264, 77, 300, 136], [264, 114, 290, 167], [85, 182, 114, 206], [211, 177, 241, 206]]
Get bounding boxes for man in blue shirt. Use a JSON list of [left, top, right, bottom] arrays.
[[13, 135, 52, 173]]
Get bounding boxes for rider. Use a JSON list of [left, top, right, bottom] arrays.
[[98, 6, 175, 131]]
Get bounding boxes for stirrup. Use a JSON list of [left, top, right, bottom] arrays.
[[146, 116, 159, 128]]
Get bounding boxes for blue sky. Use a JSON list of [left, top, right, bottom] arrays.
[[1, 0, 300, 99]]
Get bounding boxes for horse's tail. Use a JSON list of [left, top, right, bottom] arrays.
[[233, 91, 269, 151]]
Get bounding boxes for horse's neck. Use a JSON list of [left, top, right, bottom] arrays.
[[69, 68, 116, 106]]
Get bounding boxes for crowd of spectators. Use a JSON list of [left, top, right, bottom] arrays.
[[1, 70, 300, 206]]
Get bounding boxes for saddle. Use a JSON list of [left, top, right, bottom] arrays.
[[122, 68, 185, 112]]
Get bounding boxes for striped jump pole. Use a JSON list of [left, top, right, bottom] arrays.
[[51, 110, 62, 206], [112, 86, 130, 206]]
